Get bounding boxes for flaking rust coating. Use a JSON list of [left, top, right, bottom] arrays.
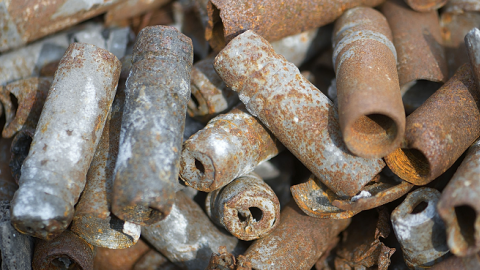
[[333, 7, 404, 158], [0, 137, 17, 201], [0, 0, 127, 53], [205, 0, 385, 52], [10, 43, 121, 240], [187, 54, 239, 123], [32, 230, 95, 270], [112, 25, 193, 226], [93, 239, 150, 270], [206, 172, 280, 241], [431, 252, 480, 270], [0, 77, 52, 139], [214, 30, 385, 197], [403, 0, 447, 12], [142, 191, 243, 270], [71, 86, 141, 249], [385, 63, 480, 185], [391, 188, 449, 268], [381, 0, 447, 91], [180, 103, 282, 192], [244, 201, 351, 270]]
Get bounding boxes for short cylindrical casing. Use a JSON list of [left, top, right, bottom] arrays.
[[244, 201, 351, 270], [180, 104, 282, 192], [333, 7, 404, 158], [391, 188, 449, 268], [10, 43, 121, 240], [206, 172, 280, 241], [112, 26, 193, 225], [142, 191, 243, 270], [385, 64, 480, 185], [403, 0, 447, 11], [214, 30, 385, 197]]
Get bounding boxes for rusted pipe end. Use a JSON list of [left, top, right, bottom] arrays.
[[385, 147, 432, 185], [187, 83, 209, 118], [404, 0, 448, 12], [206, 1, 226, 52], [180, 146, 217, 192]]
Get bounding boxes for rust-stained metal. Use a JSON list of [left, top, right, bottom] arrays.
[[431, 252, 480, 270], [333, 7, 404, 158], [244, 201, 351, 270], [466, 28, 480, 90], [403, 0, 447, 12], [142, 191, 244, 270], [0, 77, 52, 139], [104, 0, 172, 25], [205, 0, 385, 52], [93, 239, 150, 270], [132, 249, 178, 270], [71, 86, 141, 249], [0, 0, 128, 53], [206, 172, 280, 241], [385, 63, 480, 185], [0, 137, 17, 201], [205, 246, 252, 270], [391, 188, 449, 268], [32, 230, 96, 270], [442, 0, 480, 13], [334, 208, 395, 270], [0, 201, 34, 270], [180, 103, 282, 192], [270, 28, 320, 67], [187, 54, 239, 123], [214, 30, 385, 197], [112, 25, 193, 226], [10, 43, 121, 240]]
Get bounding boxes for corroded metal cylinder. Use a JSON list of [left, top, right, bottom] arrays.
[[180, 104, 282, 192], [244, 201, 351, 270], [214, 30, 385, 197], [205, 0, 385, 52], [403, 0, 447, 12], [333, 7, 404, 158], [93, 240, 150, 270], [142, 191, 243, 270], [385, 63, 480, 185], [10, 43, 121, 240], [206, 172, 280, 241], [391, 188, 449, 268], [112, 26, 193, 226]]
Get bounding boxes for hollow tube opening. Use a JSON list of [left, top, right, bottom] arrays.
[[51, 257, 77, 270], [349, 114, 398, 156], [208, 2, 226, 51], [249, 207, 263, 222], [238, 211, 247, 222], [387, 148, 431, 183], [188, 93, 201, 111], [411, 201, 428, 214], [9, 93, 18, 116], [455, 205, 477, 247], [194, 159, 205, 175]]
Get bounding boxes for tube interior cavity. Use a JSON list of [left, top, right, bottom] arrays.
[[349, 113, 398, 156], [454, 205, 477, 247], [208, 2, 226, 51], [387, 148, 431, 183], [411, 201, 428, 214]]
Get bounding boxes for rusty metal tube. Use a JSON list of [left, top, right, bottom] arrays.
[[180, 104, 282, 192], [104, 0, 171, 25], [391, 188, 449, 268], [205, 0, 385, 52], [205, 172, 280, 241], [112, 25, 193, 225], [93, 239, 150, 270], [142, 191, 243, 270], [385, 63, 480, 185], [333, 7, 404, 158], [214, 30, 385, 197], [10, 43, 121, 240], [403, 0, 447, 12]]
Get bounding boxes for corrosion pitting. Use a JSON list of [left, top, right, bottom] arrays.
[[214, 30, 385, 197]]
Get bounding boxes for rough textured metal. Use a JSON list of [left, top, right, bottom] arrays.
[[104, 0, 171, 25], [133, 249, 178, 270], [93, 239, 150, 270], [206, 172, 280, 241], [466, 28, 480, 91], [270, 28, 320, 67], [333, 7, 404, 158], [206, 246, 237, 270], [32, 230, 96, 270], [112, 25, 193, 226], [205, 0, 385, 52], [180, 104, 282, 192], [187, 55, 239, 123], [10, 43, 121, 240], [0, 201, 34, 270], [391, 188, 449, 268], [71, 86, 141, 249], [142, 191, 243, 270], [0, 137, 17, 201], [244, 201, 351, 270], [385, 64, 480, 185], [0, 77, 52, 139], [214, 30, 385, 197], [403, 0, 447, 11], [431, 252, 480, 270], [0, 0, 127, 53]]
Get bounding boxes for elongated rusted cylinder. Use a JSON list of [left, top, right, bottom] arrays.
[[142, 191, 243, 270], [33, 230, 96, 270], [112, 26, 193, 226], [391, 188, 449, 268], [206, 172, 280, 241], [0, 0, 127, 53], [431, 252, 480, 270], [181, 103, 282, 192], [244, 201, 351, 270], [10, 43, 121, 240], [133, 249, 178, 270], [205, 0, 385, 52], [333, 7, 404, 158], [93, 240, 150, 270], [385, 63, 480, 185], [71, 86, 141, 249], [403, 0, 447, 11], [214, 30, 385, 197], [0, 137, 17, 201]]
